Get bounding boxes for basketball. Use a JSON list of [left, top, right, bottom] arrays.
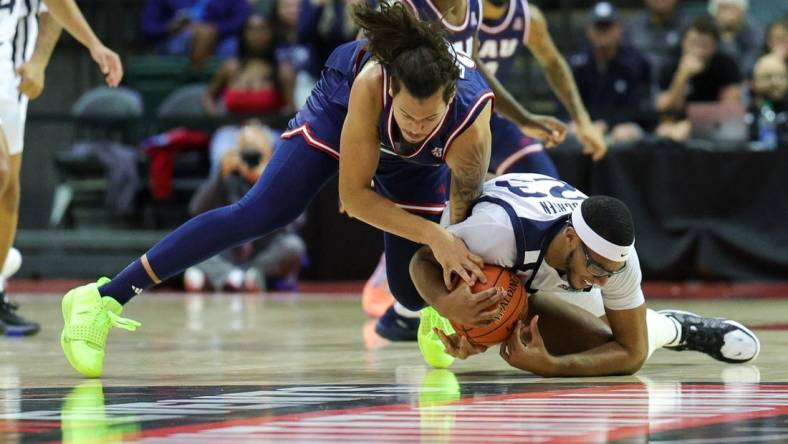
[[450, 265, 528, 347]]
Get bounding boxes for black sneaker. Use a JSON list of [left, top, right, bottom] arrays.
[[658, 309, 759, 363], [0, 292, 41, 337], [375, 305, 419, 341]]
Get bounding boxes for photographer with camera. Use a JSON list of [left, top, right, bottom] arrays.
[[184, 121, 307, 292]]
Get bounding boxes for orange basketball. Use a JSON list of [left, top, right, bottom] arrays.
[[450, 265, 528, 346]]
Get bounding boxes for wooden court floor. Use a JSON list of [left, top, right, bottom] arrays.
[[1, 292, 787, 443]]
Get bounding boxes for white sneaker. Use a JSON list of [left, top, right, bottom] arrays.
[[183, 267, 206, 292], [658, 309, 760, 363]]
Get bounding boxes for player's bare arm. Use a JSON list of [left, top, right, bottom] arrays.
[[471, 35, 566, 147], [501, 304, 648, 377], [445, 100, 492, 224], [16, 11, 61, 100], [42, 0, 122, 86], [527, 5, 606, 160]]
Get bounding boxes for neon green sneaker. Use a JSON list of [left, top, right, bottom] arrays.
[[61, 380, 140, 443], [61, 278, 141, 378], [418, 306, 456, 369]]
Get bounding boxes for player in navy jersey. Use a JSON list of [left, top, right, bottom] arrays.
[[411, 173, 760, 375], [390, 0, 565, 149], [364, 0, 608, 337], [59, 3, 501, 378], [478, 1, 607, 174]]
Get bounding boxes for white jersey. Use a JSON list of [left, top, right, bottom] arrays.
[[447, 173, 645, 311]]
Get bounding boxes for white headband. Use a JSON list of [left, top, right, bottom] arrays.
[[571, 205, 633, 262]]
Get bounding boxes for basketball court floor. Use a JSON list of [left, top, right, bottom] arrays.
[[1, 291, 787, 443]]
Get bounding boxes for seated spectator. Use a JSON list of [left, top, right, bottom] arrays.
[[656, 16, 742, 141], [709, 0, 763, 78], [185, 122, 306, 292], [567, 2, 652, 145], [765, 17, 788, 63], [625, 0, 693, 92], [747, 54, 788, 149], [297, 0, 363, 70], [657, 17, 742, 109], [203, 13, 295, 117], [274, 0, 318, 109], [141, 0, 251, 67]]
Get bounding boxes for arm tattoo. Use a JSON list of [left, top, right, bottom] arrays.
[[449, 143, 486, 224]]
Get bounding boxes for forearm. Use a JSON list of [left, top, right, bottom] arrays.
[[410, 247, 451, 308], [342, 187, 444, 246], [656, 72, 690, 113], [542, 59, 591, 126], [29, 13, 62, 67], [475, 57, 533, 127], [42, 0, 102, 49], [546, 340, 646, 377], [449, 169, 483, 225]]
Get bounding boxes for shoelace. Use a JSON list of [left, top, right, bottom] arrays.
[[106, 311, 141, 332], [682, 319, 724, 351]]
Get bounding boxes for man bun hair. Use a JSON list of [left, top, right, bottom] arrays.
[[352, 2, 460, 102]]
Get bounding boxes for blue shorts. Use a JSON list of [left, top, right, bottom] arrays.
[[489, 112, 559, 178]]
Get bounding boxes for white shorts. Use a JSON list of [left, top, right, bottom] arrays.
[[0, 57, 28, 156], [540, 288, 606, 318]]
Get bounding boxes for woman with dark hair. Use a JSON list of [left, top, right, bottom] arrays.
[[60, 2, 499, 377], [203, 13, 295, 116]]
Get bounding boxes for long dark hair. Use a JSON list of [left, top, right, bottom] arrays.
[[235, 13, 283, 94], [237, 13, 277, 67], [352, 2, 460, 103]]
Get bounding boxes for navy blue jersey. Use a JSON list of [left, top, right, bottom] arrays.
[[284, 40, 494, 169], [378, 49, 494, 166], [397, 0, 481, 55], [477, 0, 530, 81]]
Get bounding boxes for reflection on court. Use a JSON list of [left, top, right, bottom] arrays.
[[0, 293, 787, 443]]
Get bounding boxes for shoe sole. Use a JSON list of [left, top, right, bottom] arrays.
[[61, 289, 79, 372], [659, 309, 761, 363], [5, 325, 40, 337]]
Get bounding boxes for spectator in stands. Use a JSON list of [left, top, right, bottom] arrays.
[[765, 17, 788, 62], [567, 2, 652, 144], [626, 0, 692, 92], [656, 16, 742, 141], [141, 0, 251, 68], [297, 0, 363, 70], [203, 13, 295, 117], [185, 122, 306, 292], [747, 54, 787, 147], [708, 0, 763, 78], [274, 0, 318, 109]]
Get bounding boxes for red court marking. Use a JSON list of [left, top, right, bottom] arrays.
[[9, 280, 788, 298], [749, 323, 788, 331], [642, 282, 788, 299], [130, 384, 788, 442]]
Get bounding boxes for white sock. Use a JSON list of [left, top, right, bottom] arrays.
[[0, 278, 4, 293], [394, 302, 420, 319], [1, 248, 21, 280], [646, 309, 682, 358]]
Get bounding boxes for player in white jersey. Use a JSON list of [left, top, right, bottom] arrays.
[[0, 0, 123, 336], [411, 173, 760, 376]]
